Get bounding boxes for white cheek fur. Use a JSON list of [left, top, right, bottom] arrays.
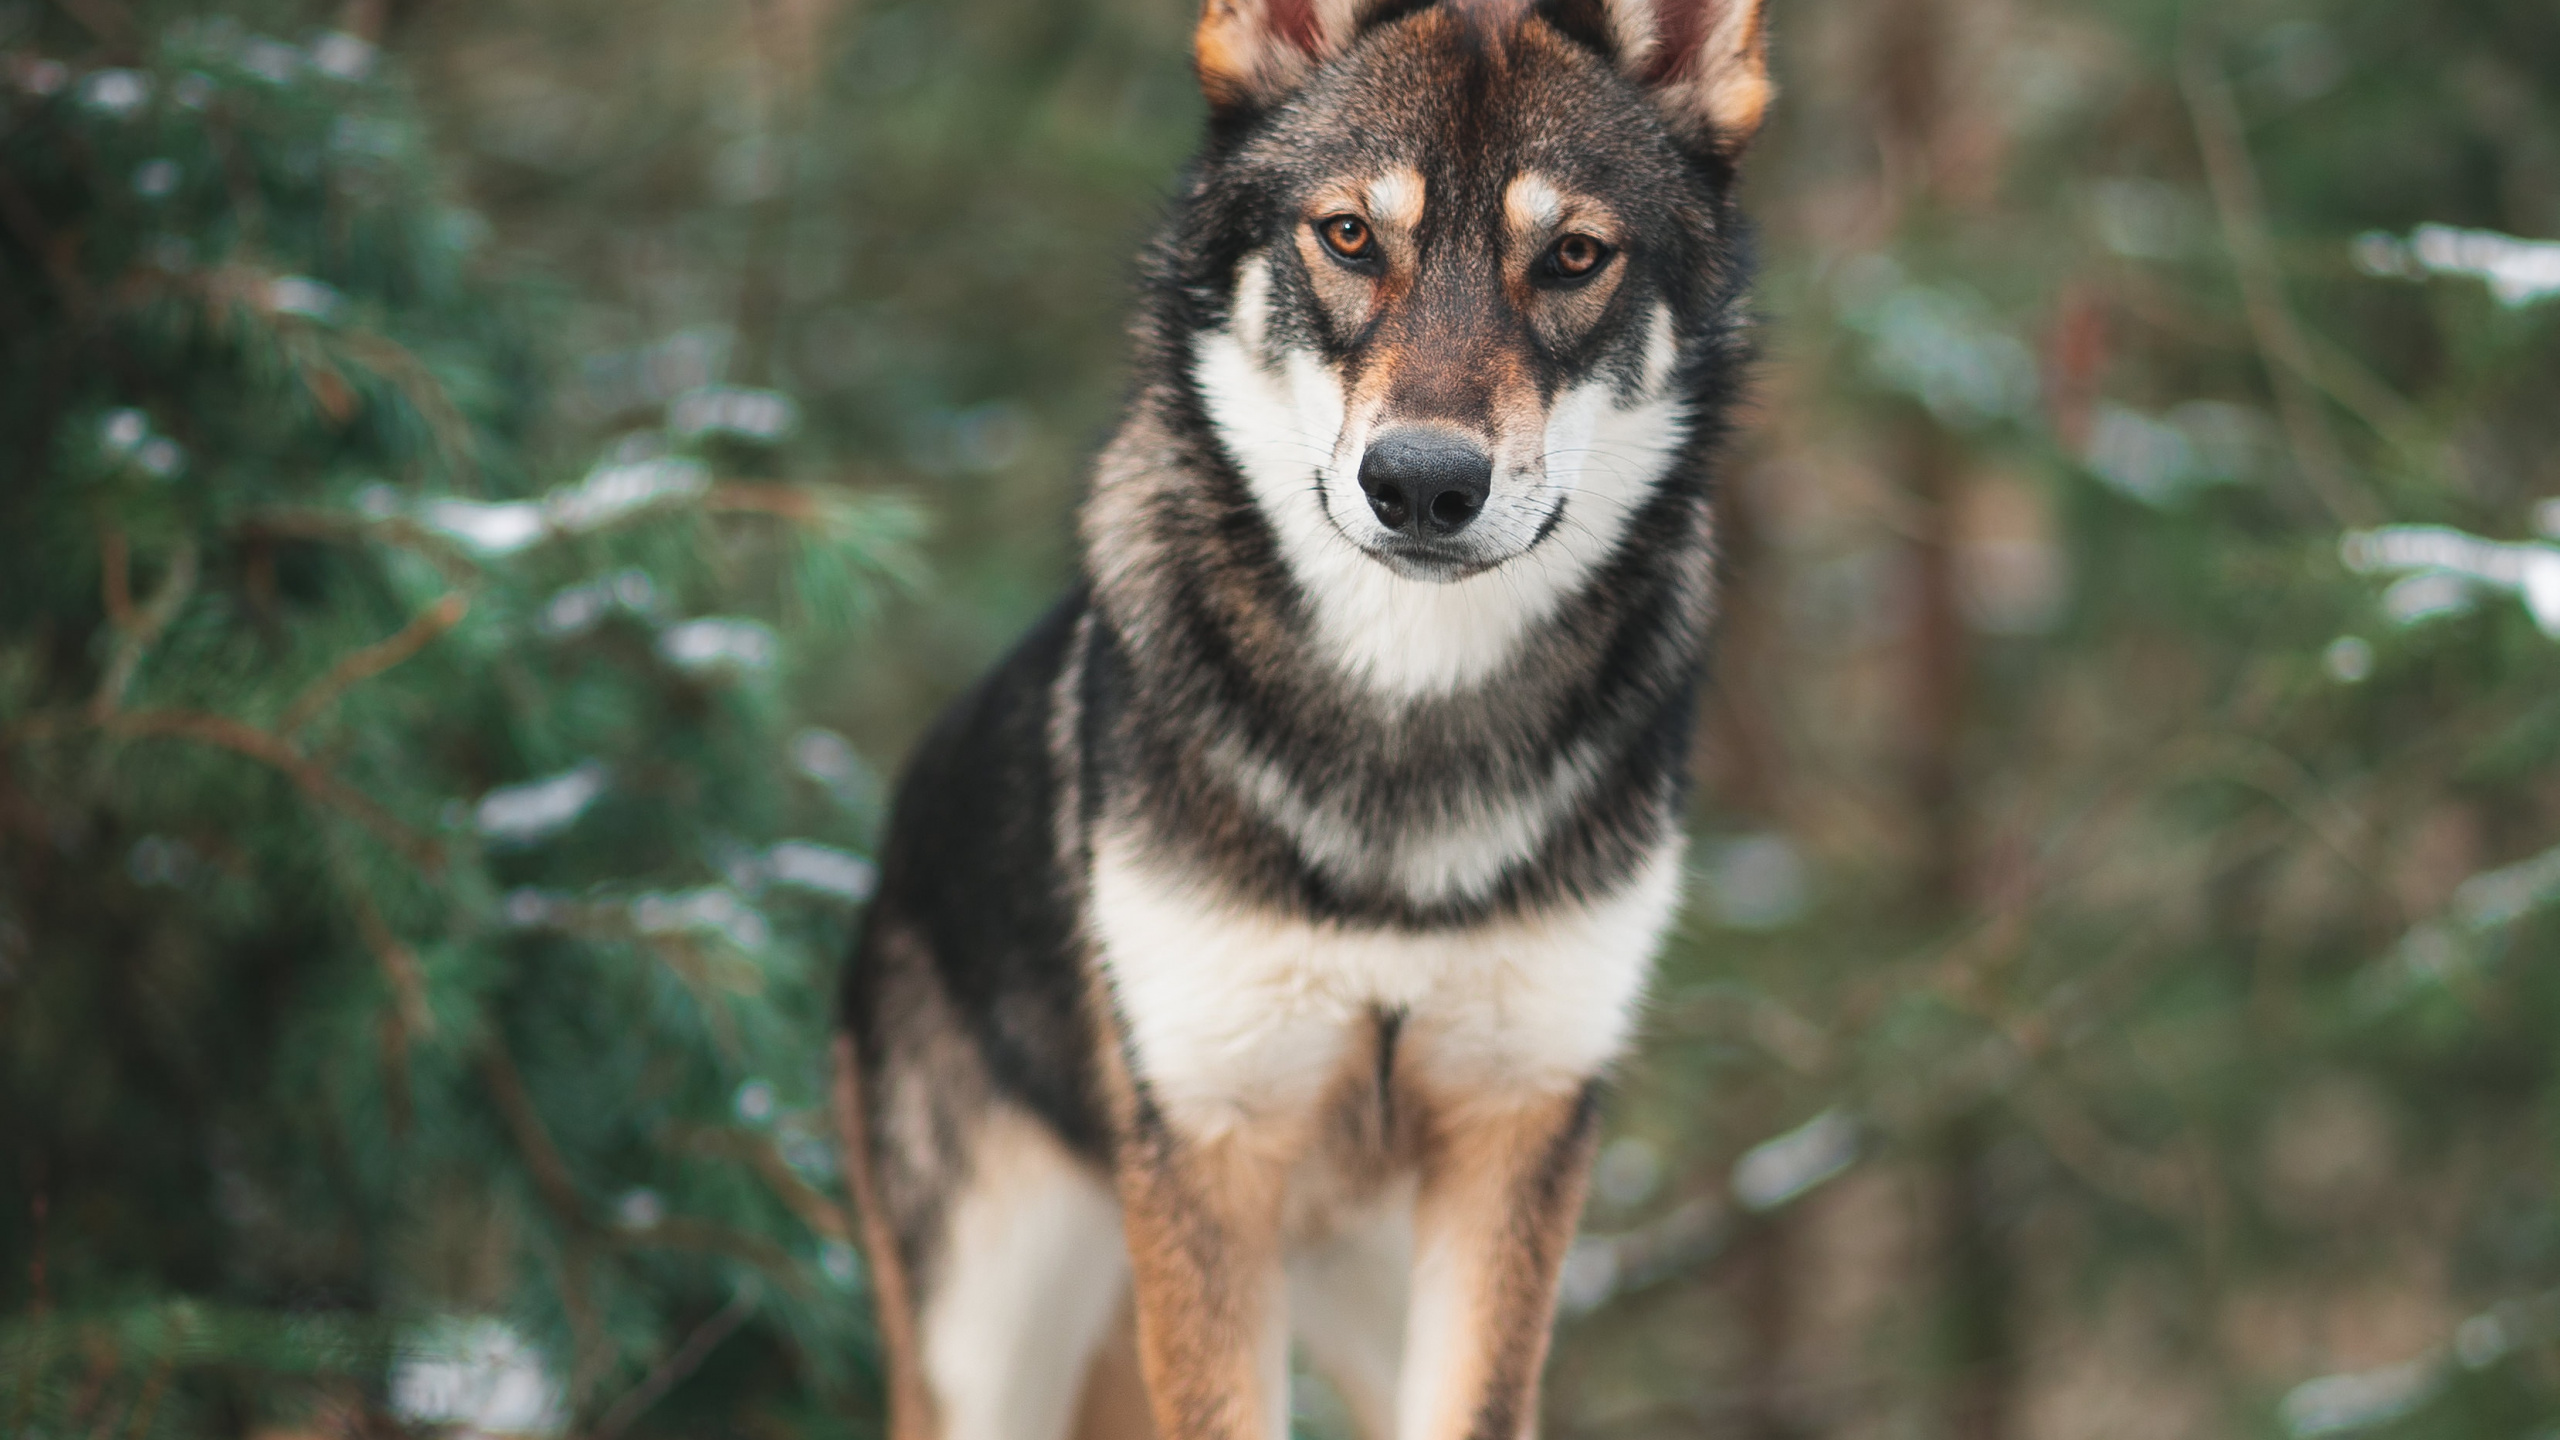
[[1193, 259, 1692, 699]]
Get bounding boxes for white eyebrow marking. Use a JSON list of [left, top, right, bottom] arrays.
[[1504, 171, 1563, 235], [1364, 168, 1425, 229]]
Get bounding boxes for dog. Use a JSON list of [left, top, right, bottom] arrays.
[[833, 1, 1770, 1434]]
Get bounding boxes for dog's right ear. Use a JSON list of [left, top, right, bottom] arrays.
[[1194, 0, 1393, 117]]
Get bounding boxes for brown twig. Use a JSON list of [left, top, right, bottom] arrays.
[[660, 1123, 848, 1241], [345, 882, 434, 1041], [2179, 28, 2376, 527], [619, 1219, 804, 1292], [645, 935, 748, 1064], [65, 1341, 118, 1431], [8, 703, 441, 871], [98, 527, 135, 631], [95, 709, 440, 870], [378, 1007, 415, 1137], [323, 843, 433, 1141], [479, 1043, 587, 1231], [588, 1285, 760, 1440], [480, 1040, 610, 1396], [2008, 1083, 2208, 1225], [705, 483, 831, 524], [0, 173, 97, 320], [336, 332, 483, 490], [89, 540, 197, 721], [2107, 264, 2433, 465], [336, 0, 387, 43], [280, 594, 469, 734], [116, 1352, 174, 1440], [238, 507, 485, 584], [48, 0, 140, 52]]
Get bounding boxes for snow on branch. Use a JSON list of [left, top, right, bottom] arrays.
[[2354, 225, 2560, 308], [2341, 524, 2560, 637]]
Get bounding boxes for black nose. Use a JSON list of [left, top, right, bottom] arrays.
[[1357, 430, 1493, 538]]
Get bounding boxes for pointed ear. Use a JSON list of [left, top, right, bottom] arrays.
[[1194, 0, 1377, 115], [1539, 0, 1773, 152]]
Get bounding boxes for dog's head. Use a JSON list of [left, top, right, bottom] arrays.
[[1158, 0, 1769, 691]]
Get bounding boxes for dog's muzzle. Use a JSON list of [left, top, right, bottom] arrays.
[[1358, 428, 1491, 539]]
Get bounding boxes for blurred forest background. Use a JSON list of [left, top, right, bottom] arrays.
[[5, 0, 2559, 1436]]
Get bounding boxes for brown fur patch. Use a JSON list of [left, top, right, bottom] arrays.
[[1406, 1082, 1602, 1440], [1071, 1297, 1160, 1440], [833, 1031, 938, 1440], [1118, 1125, 1293, 1440]]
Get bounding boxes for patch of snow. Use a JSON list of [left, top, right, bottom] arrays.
[[474, 762, 608, 845], [659, 617, 778, 675], [763, 840, 876, 902], [390, 1318, 566, 1437], [1732, 1109, 1859, 1212]]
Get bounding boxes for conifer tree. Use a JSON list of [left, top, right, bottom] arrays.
[[2, 7, 908, 1433]]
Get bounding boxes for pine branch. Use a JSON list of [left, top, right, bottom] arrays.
[[0, 173, 95, 321], [97, 528, 135, 633], [46, 0, 140, 53], [480, 1042, 610, 1398], [66, 1345, 116, 1434], [335, 332, 484, 490], [2179, 27, 2378, 528], [99, 710, 440, 870], [478, 1044, 587, 1232], [9, 702, 441, 870], [617, 1220, 803, 1293], [586, 1284, 759, 1440], [88, 537, 197, 722], [343, 879, 434, 1041], [705, 482, 833, 523], [239, 508, 485, 584], [280, 593, 470, 735], [378, 1008, 414, 1139], [115, 1351, 173, 1440], [659, 1123, 849, 1241]]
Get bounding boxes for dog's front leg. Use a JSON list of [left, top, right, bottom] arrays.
[[1401, 1084, 1602, 1440], [1116, 1119, 1291, 1440]]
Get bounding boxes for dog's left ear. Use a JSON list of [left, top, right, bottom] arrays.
[[1537, 0, 1774, 153]]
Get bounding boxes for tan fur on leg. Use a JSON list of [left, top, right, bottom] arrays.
[[1398, 1085, 1601, 1440], [1117, 1126, 1293, 1440], [1071, 1297, 1160, 1440]]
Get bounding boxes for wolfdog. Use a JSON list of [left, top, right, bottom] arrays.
[[835, 0, 1771, 1433]]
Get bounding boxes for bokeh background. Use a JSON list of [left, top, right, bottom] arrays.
[[6, 0, 2560, 1436]]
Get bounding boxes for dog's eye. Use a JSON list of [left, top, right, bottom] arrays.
[[1541, 233, 1614, 283], [1316, 214, 1375, 263]]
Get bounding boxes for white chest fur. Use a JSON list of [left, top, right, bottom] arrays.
[[1090, 830, 1686, 1141]]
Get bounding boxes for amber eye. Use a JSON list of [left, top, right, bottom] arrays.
[[1316, 213, 1375, 262], [1545, 233, 1612, 281]]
